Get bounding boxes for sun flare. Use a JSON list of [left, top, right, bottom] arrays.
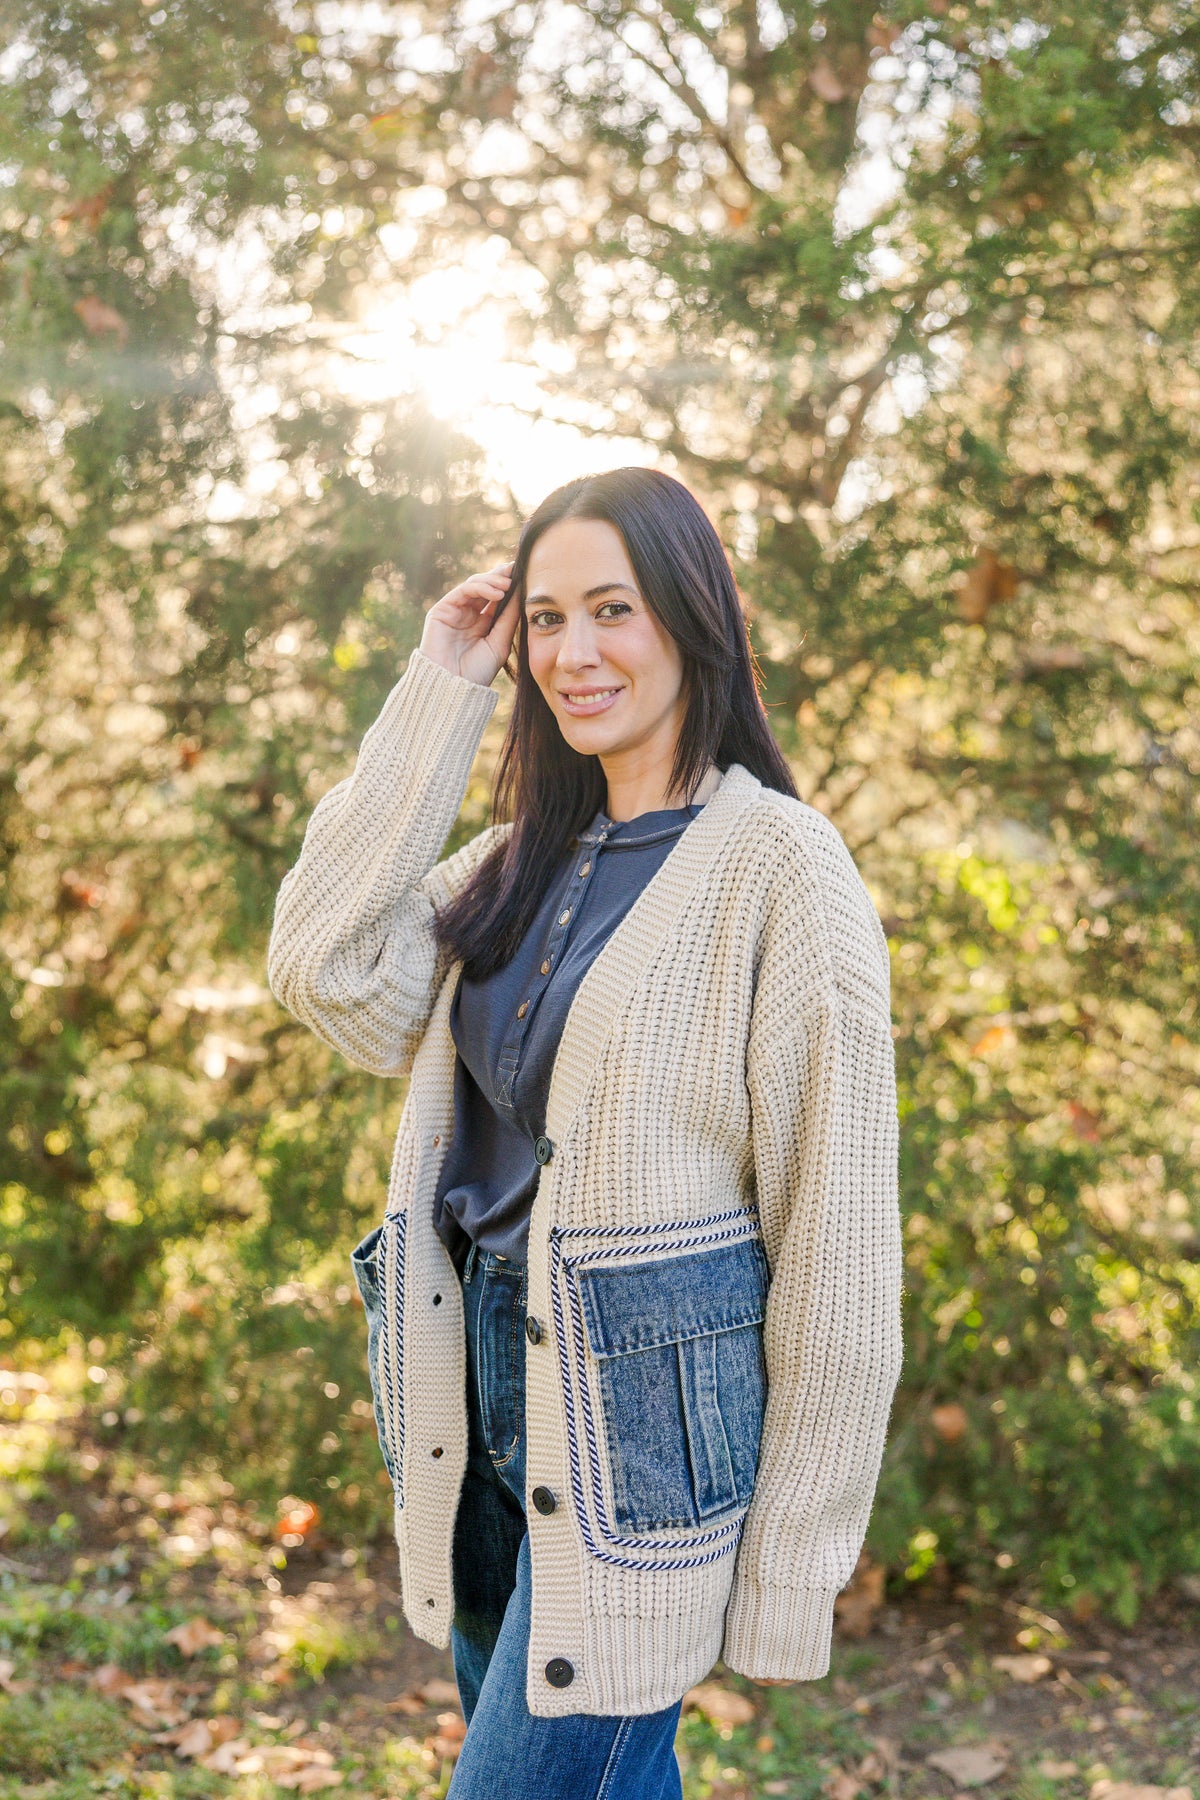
[[332, 268, 654, 510]]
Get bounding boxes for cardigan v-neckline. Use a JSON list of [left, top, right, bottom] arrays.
[[419, 761, 762, 1160], [544, 760, 760, 1148]]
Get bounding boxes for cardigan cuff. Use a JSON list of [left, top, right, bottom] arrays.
[[720, 1578, 838, 1683], [377, 644, 500, 760]]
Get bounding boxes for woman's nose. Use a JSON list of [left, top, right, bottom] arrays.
[[557, 623, 600, 668]]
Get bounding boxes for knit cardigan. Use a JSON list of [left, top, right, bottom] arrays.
[[266, 646, 903, 1718]]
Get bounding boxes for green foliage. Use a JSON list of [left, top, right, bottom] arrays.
[[1, 0, 1198, 1622]]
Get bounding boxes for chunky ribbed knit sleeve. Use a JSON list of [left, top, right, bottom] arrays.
[[721, 815, 903, 1683], [266, 646, 504, 1079]]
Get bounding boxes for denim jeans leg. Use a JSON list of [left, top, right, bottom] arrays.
[[448, 1249, 684, 1799], [448, 1536, 683, 1800], [451, 1251, 528, 1721]]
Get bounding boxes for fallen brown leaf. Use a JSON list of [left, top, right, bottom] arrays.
[[858, 1736, 901, 1785], [991, 1653, 1052, 1683], [199, 1737, 253, 1774], [0, 1657, 33, 1695], [926, 1743, 1009, 1786], [834, 1551, 887, 1638], [825, 1772, 863, 1800], [90, 1662, 131, 1696], [238, 1744, 336, 1777], [165, 1616, 226, 1656], [1038, 1762, 1079, 1780], [1090, 1784, 1193, 1800], [419, 1676, 462, 1706], [385, 1692, 426, 1715], [172, 1719, 216, 1759], [89, 1666, 186, 1727], [125, 1680, 189, 1727], [682, 1681, 756, 1726]]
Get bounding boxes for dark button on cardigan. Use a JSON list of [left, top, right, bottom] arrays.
[[432, 799, 706, 1266]]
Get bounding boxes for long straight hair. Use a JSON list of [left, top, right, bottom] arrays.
[[433, 467, 798, 981]]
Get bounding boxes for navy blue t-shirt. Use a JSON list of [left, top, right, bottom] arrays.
[[432, 799, 707, 1265]]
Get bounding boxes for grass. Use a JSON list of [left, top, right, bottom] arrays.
[[0, 1685, 134, 1780]]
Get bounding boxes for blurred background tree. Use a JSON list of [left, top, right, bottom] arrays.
[[2, 0, 1197, 1623]]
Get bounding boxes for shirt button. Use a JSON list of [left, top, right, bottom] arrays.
[[532, 1486, 557, 1515], [533, 1134, 554, 1164], [545, 1657, 575, 1688], [579, 862, 590, 877], [541, 958, 551, 974], [517, 1000, 529, 1018], [558, 908, 571, 925], [525, 1315, 543, 1345]]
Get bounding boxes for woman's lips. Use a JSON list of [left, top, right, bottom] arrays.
[[558, 686, 623, 716]]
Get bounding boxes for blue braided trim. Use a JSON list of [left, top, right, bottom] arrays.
[[377, 1209, 407, 1511], [557, 1207, 759, 1241], [549, 1208, 763, 1573]]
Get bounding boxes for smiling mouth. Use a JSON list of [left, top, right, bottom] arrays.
[[559, 686, 623, 711]]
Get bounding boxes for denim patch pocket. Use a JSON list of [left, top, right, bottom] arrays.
[[350, 1211, 407, 1503], [575, 1238, 770, 1535]]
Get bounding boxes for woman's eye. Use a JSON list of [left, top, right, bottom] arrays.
[[530, 601, 631, 630]]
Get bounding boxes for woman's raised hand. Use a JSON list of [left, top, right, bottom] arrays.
[[418, 560, 519, 688]]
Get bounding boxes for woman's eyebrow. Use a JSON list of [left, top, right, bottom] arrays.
[[523, 581, 639, 608]]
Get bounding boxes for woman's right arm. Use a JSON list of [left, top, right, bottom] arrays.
[[266, 560, 520, 1078]]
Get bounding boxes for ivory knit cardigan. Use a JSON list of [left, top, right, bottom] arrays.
[[266, 645, 904, 1718]]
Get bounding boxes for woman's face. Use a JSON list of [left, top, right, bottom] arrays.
[[523, 517, 687, 765]]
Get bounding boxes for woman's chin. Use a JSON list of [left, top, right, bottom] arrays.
[[557, 714, 626, 750]]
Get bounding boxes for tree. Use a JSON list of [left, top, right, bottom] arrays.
[[2, 0, 1197, 1615]]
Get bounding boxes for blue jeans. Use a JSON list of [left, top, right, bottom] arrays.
[[447, 1242, 684, 1800]]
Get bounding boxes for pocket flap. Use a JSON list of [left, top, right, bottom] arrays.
[[576, 1239, 769, 1359], [350, 1224, 384, 1305]]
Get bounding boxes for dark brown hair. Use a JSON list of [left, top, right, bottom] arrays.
[[434, 466, 797, 980]]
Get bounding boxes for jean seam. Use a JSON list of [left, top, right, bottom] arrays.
[[474, 1262, 491, 1461], [491, 1273, 523, 1469], [595, 1716, 633, 1800], [476, 1258, 522, 1470]]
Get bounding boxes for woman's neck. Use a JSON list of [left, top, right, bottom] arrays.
[[604, 759, 722, 823]]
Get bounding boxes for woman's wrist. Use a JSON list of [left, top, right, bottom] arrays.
[[415, 637, 496, 684]]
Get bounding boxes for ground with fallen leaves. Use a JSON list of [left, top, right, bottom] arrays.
[[1, 1377, 1198, 1800]]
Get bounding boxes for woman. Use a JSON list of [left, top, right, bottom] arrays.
[[266, 467, 902, 1799]]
